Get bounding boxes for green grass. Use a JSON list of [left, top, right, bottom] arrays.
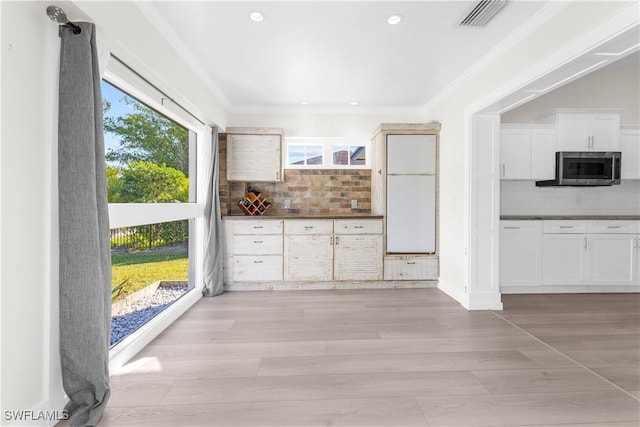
[[111, 249, 188, 303]]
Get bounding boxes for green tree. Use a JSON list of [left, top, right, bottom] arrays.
[[104, 96, 189, 175], [106, 166, 123, 203], [119, 161, 188, 203]]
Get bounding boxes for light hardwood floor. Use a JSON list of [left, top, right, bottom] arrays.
[[95, 289, 639, 426]]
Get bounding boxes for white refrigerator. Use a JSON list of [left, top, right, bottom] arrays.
[[386, 134, 436, 253]]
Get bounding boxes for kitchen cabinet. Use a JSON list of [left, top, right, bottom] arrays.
[[501, 219, 639, 292], [284, 219, 333, 281], [333, 219, 383, 281], [542, 220, 637, 287], [284, 219, 383, 281], [226, 127, 283, 182], [500, 125, 556, 180], [231, 219, 283, 282], [536, 109, 620, 151], [499, 221, 542, 286], [383, 255, 438, 280], [620, 126, 640, 180]]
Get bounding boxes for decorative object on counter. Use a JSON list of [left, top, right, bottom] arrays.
[[238, 189, 271, 215]]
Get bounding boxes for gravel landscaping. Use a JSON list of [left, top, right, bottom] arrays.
[[110, 285, 188, 347]]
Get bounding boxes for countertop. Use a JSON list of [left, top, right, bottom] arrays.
[[500, 215, 640, 221], [223, 214, 384, 220]]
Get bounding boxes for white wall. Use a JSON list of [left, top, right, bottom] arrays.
[[421, 1, 636, 305], [1, 0, 57, 417], [502, 60, 640, 124], [1, 0, 227, 421], [227, 110, 426, 141]]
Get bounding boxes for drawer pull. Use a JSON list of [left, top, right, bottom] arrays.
[[504, 226, 520, 229], [354, 226, 364, 229], [406, 261, 416, 265], [253, 260, 263, 264], [304, 226, 314, 229], [607, 226, 622, 229], [253, 226, 263, 229], [559, 226, 574, 229], [254, 240, 263, 244]]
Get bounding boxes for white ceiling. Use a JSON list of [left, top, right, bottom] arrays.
[[136, 1, 552, 112]]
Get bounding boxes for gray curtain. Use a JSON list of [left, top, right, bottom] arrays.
[[58, 22, 111, 426], [203, 126, 225, 296]]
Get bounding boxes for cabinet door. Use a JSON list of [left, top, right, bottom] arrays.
[[500, 222, 542, 286], [334, 234, 382, 281], [557, 114, 590, 151], [227, 134, 281, 182], [590, 115, 620, 151], [620, 128, 640, 180], [543, 234, 586, 285], [284, 235, 333, 281], [530, 128, 556, 180], [586, 234, 636, 286], [500, 128, 531, 179]]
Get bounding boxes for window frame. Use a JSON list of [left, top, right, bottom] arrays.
[[284, 137, 370, 170]]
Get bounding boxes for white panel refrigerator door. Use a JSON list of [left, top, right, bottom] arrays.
[[387, 134, 436, 175], [387, 175, 436, 253]]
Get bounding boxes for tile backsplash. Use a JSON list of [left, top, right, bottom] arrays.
[[219, 133, 372, 216], [501, 180, 640, 215]]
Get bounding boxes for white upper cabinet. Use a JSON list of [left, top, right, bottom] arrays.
[[536, 109, 621, 151], [226, 127, 283, 182], [620, 126, 640, 180], [500, 125, 556, 180]]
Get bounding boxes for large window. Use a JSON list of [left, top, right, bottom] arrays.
[[102, 74, 202, 350]]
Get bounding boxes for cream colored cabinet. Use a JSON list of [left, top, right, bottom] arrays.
[[500, 221, 542, 286], [284, 218, 383, 281], [284, 220, 333, 281], [383, 255, 438, 280], [536, 109, 620, 151], [500, 125, 556, 180], [226, 127, 283, 182], [231, 219, 283, 282], [334, 219, 383, 281]]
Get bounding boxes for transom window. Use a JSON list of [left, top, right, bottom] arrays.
[[285, 138, 369, 169]]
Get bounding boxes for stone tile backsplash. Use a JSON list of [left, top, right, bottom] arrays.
[[501, 180, 640, 215], [219, 133, 372, 216]]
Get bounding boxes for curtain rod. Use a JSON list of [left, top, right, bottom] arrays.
[[109, 53, 206, 127]]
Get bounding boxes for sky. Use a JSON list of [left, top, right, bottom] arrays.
[[101, 79, 133, 156]]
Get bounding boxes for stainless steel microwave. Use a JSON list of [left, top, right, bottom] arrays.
[[536, 151, 621, 187]]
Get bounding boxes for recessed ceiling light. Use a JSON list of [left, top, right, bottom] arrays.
[[249, 10, 264, 22], [387, 14, 403, 25], [301, 101, 309, 105], [349, 101, 359, 106]]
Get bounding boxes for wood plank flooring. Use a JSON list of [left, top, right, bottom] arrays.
[[92, 289, 639, 426]]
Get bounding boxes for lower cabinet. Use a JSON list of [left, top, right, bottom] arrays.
[[501, 220, 639, 291], [284, 220, 334, 281], [284, 218, 383, 281], [500, 221, 542, 286], [383, 255, 438, 280]]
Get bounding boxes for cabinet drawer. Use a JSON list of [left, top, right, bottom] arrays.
[[587, 221, 637, 234], [233, 219, 283, 235], [233, 255, 283, 281], [284, 219, 333, 235], [334, 219, 382, 235], [233, 235, 282, 255], [543, 221, 586, 234], [383, 256, 438, 280]]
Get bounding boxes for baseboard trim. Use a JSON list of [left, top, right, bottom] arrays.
[[224, 281, 438, 291], [501, 285, 640, 294]]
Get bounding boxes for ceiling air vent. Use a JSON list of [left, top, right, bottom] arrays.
[[459, 0, 507, 27]]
